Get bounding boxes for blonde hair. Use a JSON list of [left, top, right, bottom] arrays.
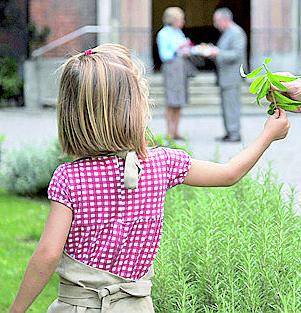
[[57, 44, 150, 159], [163, 7, 184, 25]]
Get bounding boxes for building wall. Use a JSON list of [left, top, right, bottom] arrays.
[[30, 0, 97, 57], [251, 0, 300, 72], [119, 0, 152, 68]]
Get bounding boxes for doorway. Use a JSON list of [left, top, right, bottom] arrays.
[[152, 0, 250, 70]]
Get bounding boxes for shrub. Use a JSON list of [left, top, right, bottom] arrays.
[[28, 22, 51, 53], [153, 173, 301, 312], [0, 141, 69, 196], [0, 57, 23, 103]]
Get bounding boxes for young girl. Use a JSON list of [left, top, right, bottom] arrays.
[[10, 44, 289, 313]]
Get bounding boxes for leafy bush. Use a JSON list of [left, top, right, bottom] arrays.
[[153, 173, 301, 312], [28, 22, 51, 53], [0, 56, 23, 102], [0, 141, 70, 196]]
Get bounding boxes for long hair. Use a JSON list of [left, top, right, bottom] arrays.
[[57, 44, 150, 159]]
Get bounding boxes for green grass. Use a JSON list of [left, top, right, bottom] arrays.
[[0, 192, 58, 312], [1, 172, 300, 312]]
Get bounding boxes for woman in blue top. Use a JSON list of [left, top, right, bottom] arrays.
[[157, 7, 191, 140]]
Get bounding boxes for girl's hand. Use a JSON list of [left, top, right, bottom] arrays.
[[263, 108, 290, 141]]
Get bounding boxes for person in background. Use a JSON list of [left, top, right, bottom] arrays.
[[208, 7, 247, 142], [157, 7, 191, 140]]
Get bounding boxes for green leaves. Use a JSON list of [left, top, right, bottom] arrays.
[[249, 76, 265, 94], [246, 66, 264, 79], [273, 91, 301, 105], [267, 72, 287, 91], [240, 58, 301, 113], [256, 79, 270, 106], [276, 103, 301, 112], [271, 74, 299, 82]]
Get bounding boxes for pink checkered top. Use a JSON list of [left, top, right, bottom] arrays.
[[48, 147, 191, 279]]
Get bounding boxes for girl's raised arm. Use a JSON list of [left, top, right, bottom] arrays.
[[9, 201, 72, 313], [184, 109, 290, 187]]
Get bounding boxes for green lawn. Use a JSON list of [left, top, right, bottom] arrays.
[[0, 191, 58, 312], [1, 172, 301, 312]]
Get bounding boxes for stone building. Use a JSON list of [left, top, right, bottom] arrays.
[[24, 0, 301, 108], [29, 0, 301, 71]]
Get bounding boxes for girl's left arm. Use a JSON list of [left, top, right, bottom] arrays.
[[9, 201, 72, 313]]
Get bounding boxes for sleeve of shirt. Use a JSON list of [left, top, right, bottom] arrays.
[[48, 164, 73, 210], [162, 148, 192, 189], [157, 30, 176, 62]]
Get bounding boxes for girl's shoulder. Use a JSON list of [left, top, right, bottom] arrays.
[[50, 159, 86, 179], [145, 146, 191, 165], [146, 146, 166, 157], [52, 162, 69, 176], [145, 146, 172, 160], [146, 147, 192, 189]]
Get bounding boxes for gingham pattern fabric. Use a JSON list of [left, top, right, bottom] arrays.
[[48, 147, 191, 279]]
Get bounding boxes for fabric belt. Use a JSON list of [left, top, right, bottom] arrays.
[[58, 280, 152, 313], [48, 252, 154, 313]]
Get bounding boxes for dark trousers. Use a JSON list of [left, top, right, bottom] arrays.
[[220, 85, 241, 137]]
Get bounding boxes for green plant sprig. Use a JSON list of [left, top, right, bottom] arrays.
[[240, 58, 301, 114], [0, 134, 5, 144]]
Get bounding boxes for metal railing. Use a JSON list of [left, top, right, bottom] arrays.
[[31, 25, 151, 59]]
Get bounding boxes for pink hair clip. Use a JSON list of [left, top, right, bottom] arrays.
[[84, 49, 94, 56]]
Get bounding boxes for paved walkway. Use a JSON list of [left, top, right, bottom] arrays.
[[1, 107, 300, 212]]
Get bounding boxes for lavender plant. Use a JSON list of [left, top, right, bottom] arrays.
[[153, 173, 301, 312], [240, 58, 301, 114]]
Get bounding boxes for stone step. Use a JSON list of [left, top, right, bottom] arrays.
[[151, 104, 263, 117], [152, 96, 257, 106], [148, 73, 251, 86], [42, 95, 260, 108], [148, 72, 217, 84], [150, 85, 251, 96]]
